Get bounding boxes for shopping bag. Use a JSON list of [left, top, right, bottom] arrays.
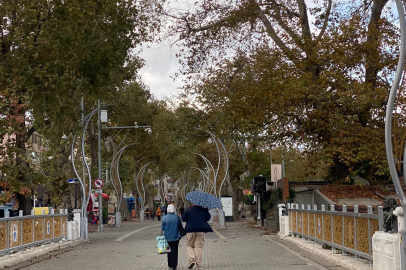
[[178, 216, 186, 237], [156, 235, 171, 254]]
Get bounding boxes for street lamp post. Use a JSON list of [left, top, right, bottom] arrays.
[[96, 99, 152, 231], [386, 1, 406, 268]]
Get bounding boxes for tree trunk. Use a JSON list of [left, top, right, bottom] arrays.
[[119, 196, 131, 221]]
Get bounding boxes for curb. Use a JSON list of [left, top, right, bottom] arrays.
[[276, 234, 372, 270], [0, 239, 83, 269]]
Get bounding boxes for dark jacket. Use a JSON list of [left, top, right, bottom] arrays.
[[182, 205, 213, 233], [161, 213, 181, 242]]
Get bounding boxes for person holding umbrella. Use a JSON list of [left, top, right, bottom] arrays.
[[182, 191, 221, 270]]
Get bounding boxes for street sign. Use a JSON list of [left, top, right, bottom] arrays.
[[95, 188, 102, 194], [94, 178, 104, 189]]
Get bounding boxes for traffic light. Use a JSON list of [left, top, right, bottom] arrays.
[[253, 176, 266, 194]]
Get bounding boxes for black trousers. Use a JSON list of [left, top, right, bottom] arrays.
[[167, 240, 179, 268]]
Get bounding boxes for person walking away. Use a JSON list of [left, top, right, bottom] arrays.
[[182, 205, 212, 270], [145, 208, 150, 220], [156, 207, 162, 221], [161, 204, 181, 270], [151, 207, 156, 221], [162, 204, 167, 216]]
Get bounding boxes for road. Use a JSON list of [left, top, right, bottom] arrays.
[[6, 218, 345, 270]]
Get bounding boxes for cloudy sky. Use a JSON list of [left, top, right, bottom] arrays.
[[140, 43, 184, 100]]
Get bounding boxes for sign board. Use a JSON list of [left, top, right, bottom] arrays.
[[101, 110, 108, 123], [95, 188, 102, 194], [94, 178, 104, 189], [271, 164, 282, 182], [220, 197, 233, 217], [108, 203, 115, 214], [108, 214, 115, 225]]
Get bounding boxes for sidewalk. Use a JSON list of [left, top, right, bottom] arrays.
[[275, 233, 372, 270], [1, 217, 343, 270]]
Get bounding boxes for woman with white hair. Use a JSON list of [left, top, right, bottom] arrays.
[[161, 204, 181, 270]]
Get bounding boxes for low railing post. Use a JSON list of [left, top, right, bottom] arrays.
[[301, 204, 305, 238], [42, 210, 45, 246], [331, 205, 336, 254], [321, 205, 325, 242], [378, 206, 383, 231], [51, 209, 55, 244], [307, 204, 311, 242], [295, 204, 301, 235], [354, 205, 358, 261], [32, 211, 35, 250], [368, 206, 373, 267], [5, 211, 9, 257], [19, 211, 23, 253], [342, 205, 347, 256], [313, 205, 317, 243]]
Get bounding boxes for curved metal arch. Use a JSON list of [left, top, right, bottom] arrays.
[[158, 173, 171, 205], [190, 166, 212, 192], [387, 1, 406, 213], [139, 161, 156, 210], [194, 153, 216, 194], [181, 183, 189, 207], [196, 128, 221, 184], [71, 107, 99, 218], [173, 179, 181, 207], [217, 138, 230, 198], [114, 143, 137, 212], [71, 105, 111, 217]]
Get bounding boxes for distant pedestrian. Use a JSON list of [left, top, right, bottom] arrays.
[[156, 207, 162, 221], [162, 205, 167, 215], [161, 204, 181, 270], [182, 205, 212, 270], [179, 206, 185, 216], [145, 208, 150, 220], [151, 207, 155, 221]]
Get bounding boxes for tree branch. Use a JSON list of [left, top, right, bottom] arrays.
[[316, 0, 332, 41], [296, 0, 312, 41], [254, 4, 300, 66]]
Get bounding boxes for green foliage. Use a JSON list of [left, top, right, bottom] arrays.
[[102, 205, 108, 220], [0, 0, 164, 212], [262, 188, 282, 212], [164, 0, 397, 183]]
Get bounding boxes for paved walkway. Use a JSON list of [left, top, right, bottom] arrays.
[[1, 218, 354, 270]]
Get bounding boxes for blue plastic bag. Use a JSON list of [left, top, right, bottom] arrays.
[[156, 235, 171, 254]]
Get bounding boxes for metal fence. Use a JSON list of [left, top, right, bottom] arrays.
[[0, 209, 68, 256], [288, 204, 383, 265]]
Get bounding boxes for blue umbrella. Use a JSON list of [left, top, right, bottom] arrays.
[[185, 191, 223, 209]]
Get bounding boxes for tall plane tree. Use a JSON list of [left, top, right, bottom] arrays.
[[0, 0, 163, 213], [163, 0, 397, 182]]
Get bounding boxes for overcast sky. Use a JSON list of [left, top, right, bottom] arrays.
[[139, 43, 184, 100]]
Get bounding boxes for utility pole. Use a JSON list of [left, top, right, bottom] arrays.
[[95, 100, 152, 230], [80, 95, 85, 212], [282, 144, 285, 178], [98, 99, 103, 232]]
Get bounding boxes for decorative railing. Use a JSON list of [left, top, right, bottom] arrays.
[[0, 209, 68, 256], [288, 204, 383, 265]]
